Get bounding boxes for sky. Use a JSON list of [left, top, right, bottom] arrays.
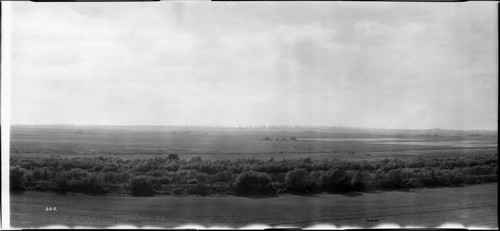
[[8, 2, 498, 130]]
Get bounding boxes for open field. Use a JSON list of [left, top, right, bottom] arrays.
[[10, 125, 498, 161], [9, 125, 498, 228], [10, 183, 498, 228]]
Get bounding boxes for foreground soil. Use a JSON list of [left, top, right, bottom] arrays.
[[10, 183, 497, 228]]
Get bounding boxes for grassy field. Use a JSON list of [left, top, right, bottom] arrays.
[[10, 125, 498, 161], [10, 183, 498, 228]]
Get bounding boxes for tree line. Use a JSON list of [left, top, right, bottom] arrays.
[[10, 153, 498, 197]]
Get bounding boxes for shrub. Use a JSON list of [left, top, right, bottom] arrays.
[[379, 169, 404, 189], [187, 183, 209, 196], [420, 177, 442, 187], [32, 169, 43, 180], [134, 162, 154, 174], [405, 178, 424, 188], [10, 166, 26, 191], [171, 170, 195, 184], [199, 163, 217, 175], [212, 182, 231, 194], [464, 175, 498, 184], [159, 176, 171, 184], [54, 173, 70, 192], [211, 170, 234, 184], [234, 171, 274, 195], [9, 154, 498, 196], [380, 159, 405, 172], [33, 181, 54, 191], [167, 153, 180, 161], [130, 176, 155, 196], [196, 173, 208, 183], [438, 173, 465, 186], [172, 186, 185, 195], [350, 170, 367, 191], [320, 168, 352, 193], [79, 173, 107, 194], [165, 163, 180, 171], [189, 156, 203, 163], [285, 169, 312, 193]]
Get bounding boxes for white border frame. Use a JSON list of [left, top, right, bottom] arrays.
[[1, 1, 13, 229]]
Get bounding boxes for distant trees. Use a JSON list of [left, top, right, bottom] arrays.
[[262, 136, 297, 141]]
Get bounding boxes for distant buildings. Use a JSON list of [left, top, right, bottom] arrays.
[[261, 136, 298, 141]]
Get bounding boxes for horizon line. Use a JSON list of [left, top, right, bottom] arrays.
[[9, 123, 498, 132]]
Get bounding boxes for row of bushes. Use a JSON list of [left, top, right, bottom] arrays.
[[12, 154, 497, 176], [10, 154, 498, 196]]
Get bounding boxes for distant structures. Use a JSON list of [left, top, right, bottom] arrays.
[[261, 136, 298, 141]]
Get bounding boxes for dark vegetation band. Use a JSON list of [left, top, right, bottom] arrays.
[[10, 154, 498, 197]]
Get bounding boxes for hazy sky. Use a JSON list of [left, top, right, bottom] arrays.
[[10, 2, 498, 130]]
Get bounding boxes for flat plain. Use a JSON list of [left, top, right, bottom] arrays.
[[10, 183, 498, 228], [10, 125, 498, 161], [9, 125, 498, 228]]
